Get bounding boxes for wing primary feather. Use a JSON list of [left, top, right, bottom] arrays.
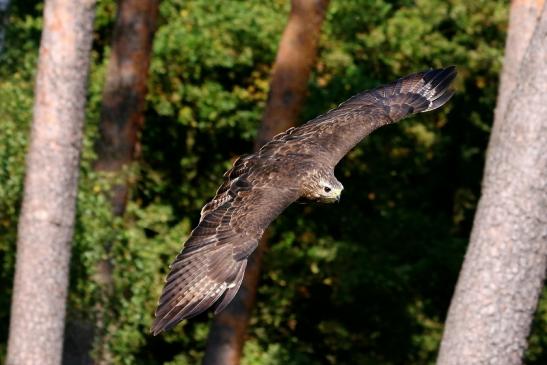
[[213, 261, 247, 315], [382, 66, 456, 120]]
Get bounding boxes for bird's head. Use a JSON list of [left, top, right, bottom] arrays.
[[317, 177, 343, 203], [302, 171, 344, 204]]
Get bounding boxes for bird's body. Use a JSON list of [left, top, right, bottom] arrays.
[[152, 67, 457, 335]]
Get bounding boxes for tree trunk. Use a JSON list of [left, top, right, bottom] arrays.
[[6, 1, 96, 364], [253, 0, 330, 150], [494, 0, 544, 124], [202, 1, 329, 364], [437, 3, 547, 365], [95, 0, 159, 215], [90, 0, 159, 363]]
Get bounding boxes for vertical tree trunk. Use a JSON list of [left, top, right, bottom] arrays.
[[95, 0, 159, 215], [494, 0, 544, 123], [437, 3, 547, 365], [6, 1, 96, 364], [253, 0, 330, 150], [91, 0, 159, 363], [202, 1, 329, 364]]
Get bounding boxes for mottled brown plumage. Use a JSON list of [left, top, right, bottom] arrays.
[[151, 67, 457, 335]]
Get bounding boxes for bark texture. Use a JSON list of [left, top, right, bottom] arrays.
[[437, 3, 547, 364], [6, 1, 96, 364], [494, 0, 544, 123], [202, 1, 329, 364]]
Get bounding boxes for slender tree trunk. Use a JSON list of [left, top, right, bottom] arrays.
[[253, 0, 329, 150], [437, 3, 547, 364], [95, 0, 159, 214], [6, 1, 96, 364], [202, 1, 329, 364], [90, 0, 159, 363]]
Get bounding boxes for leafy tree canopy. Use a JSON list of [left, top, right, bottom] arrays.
[[0, 0, 545, 364]]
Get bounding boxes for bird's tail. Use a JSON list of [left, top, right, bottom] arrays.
[[375, 66, 457, 122]]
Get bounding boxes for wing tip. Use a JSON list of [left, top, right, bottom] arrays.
[[150, 317, 185, 336], [422, 66, 457, 112], [422, 65, 457, 84], [151, 256, 248, 335], [380, 65, 457, 120], [150, 307, 191, 336], [410, 65, 457, 113], [150, 326, 163, 336], [150, 318, 168, 336]]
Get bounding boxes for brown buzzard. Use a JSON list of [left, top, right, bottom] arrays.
[[151, 66, 457, 335]]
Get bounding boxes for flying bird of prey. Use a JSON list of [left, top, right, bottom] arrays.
[[151, 66, 457, 335]]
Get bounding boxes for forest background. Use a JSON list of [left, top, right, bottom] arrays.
[[0, 0, 545, 364]]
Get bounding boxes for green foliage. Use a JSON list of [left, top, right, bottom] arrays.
[[1, 0, 546, 364], [0, 4, 38, 358]]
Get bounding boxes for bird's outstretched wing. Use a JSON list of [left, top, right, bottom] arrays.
[[152, 67, 457, 335], [275, 66, 457, 165], [151, 156, 299, 335]]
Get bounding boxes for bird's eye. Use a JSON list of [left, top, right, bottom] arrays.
[[324, 186, 331, 193]]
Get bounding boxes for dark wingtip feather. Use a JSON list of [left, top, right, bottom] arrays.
[[378, 66, 457, 121], [423, 65, 456, 86], [421, 66, 457, 112], [427, 89, 455, 112]]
